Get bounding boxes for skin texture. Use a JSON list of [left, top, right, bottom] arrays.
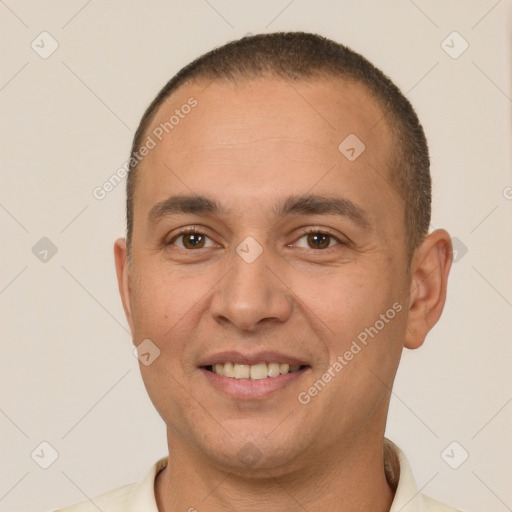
[[114, 77, 452, 512]]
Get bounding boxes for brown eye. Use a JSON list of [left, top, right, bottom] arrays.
[[306, 232, 331, 249], [293, 231, 341, 250], [182, 233, 205, 249], [169, 229, 215, 250]]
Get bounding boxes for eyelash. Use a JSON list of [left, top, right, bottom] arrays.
[[167, 227, 345, 251]]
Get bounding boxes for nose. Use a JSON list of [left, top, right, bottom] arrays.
[[210, 245, 293, 332]]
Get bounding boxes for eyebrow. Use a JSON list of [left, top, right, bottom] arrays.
[[147, 193, 371, 230]]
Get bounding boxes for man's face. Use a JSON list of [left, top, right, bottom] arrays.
[[118, 77, 413, 473]]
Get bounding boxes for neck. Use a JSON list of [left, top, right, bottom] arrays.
[[155, 435, 395, 512]]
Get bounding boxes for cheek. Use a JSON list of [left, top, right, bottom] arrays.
[[130, 265, 204, 338], [293, 263, 406, 387], [295, 265, 392, 335]]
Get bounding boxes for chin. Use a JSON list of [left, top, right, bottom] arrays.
[[185, 419, 314, 475]]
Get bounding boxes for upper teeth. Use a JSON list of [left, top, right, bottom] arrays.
[[212, 362, 301, 379]]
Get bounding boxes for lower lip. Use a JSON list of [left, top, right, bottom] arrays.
[[200, 367, 308, 400]]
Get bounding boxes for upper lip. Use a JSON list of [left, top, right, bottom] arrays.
[[198, 350, 307, 367]]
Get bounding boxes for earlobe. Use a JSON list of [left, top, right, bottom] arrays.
[[114, 238, 133, 331], [404, 229, 453, 350]]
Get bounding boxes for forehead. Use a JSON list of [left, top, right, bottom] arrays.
[[148, 76, 391, 159], [133, 76, 401, 238]]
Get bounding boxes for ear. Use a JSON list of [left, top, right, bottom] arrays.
[[114, 238, 134, 333], [404, 229, 453, 350]]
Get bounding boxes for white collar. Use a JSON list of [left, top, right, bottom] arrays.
[[121, 439, 456, 512]]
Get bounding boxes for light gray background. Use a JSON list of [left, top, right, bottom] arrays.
[[1, 1, 511, 511]]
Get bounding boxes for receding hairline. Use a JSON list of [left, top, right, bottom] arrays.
[[129, 72, 400, 228], [136, 72, 394, 154]]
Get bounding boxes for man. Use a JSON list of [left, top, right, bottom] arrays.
[[58, 32, 457, 511]]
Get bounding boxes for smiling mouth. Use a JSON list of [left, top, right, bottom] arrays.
[[204, 362, 308, 380]]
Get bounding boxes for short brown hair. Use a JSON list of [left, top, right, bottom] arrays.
[[126, 32, 431, 258]]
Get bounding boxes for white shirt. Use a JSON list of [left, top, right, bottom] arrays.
[[54, 440, 461, 511]]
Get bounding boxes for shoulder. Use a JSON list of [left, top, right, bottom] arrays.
[[385, 439, 463, 512], [51, 456, 168, 512], [422, 494, 464, 512], [53, 483, 136, 512], [422, 494, 465, 511]]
